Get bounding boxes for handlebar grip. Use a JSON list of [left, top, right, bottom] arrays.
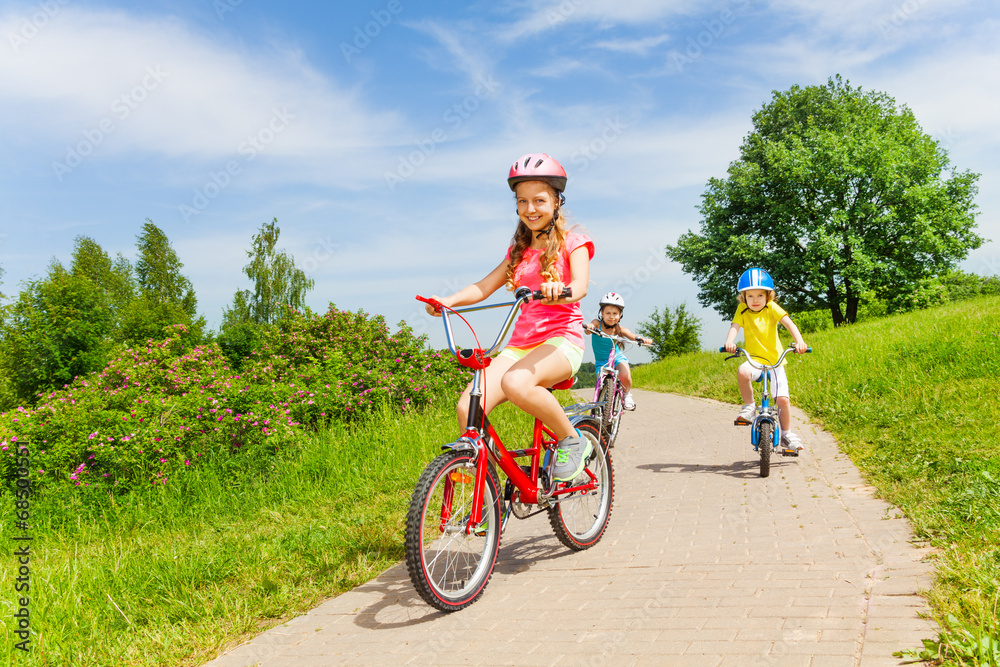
[[806, 347, 812, 353], [531, 287, 573, 300], [719, 346, 726, 353], [415, 295, 443, 312]]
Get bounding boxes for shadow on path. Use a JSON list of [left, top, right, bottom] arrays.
[[636, 458, 795, 478], [349, 529, 574, 632]]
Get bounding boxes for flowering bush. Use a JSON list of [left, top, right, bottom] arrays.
[[0, 308, 467, 492]]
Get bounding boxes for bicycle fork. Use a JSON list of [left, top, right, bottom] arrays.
[[750, 412, 781, 451]]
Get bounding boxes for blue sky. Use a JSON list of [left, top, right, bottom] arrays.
[[1, 0, 997, 361]]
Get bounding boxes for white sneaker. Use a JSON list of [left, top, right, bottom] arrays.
[[782, 432, 805, 451], [735, 404, 755, 425], [623, 392, 636, 411]]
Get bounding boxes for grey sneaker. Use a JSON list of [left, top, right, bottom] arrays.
[[781, 432, 805, 451], [552, 431, 593, 482], [735, 404, 755, 425]]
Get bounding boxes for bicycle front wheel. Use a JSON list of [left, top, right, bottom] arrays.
[[548, 421, 614, 550], [405, 451, 501, 612], [596, 378, 618, 448], [758, 421, 773, 478]]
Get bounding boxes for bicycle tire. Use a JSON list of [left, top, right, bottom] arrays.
[[548, 420, 614, 550], [596, 378, 616, 448], [758, 421, 773, 478], [608, 388, 623, 447], [405, 451, 501, 612]]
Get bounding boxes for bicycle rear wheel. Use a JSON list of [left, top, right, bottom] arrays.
[[758, 421, 773, 478], [548, 421, 614, 550], [405, 451, 501, 612]]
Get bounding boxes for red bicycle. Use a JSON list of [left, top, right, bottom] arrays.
[[406, 287, 612, 612]]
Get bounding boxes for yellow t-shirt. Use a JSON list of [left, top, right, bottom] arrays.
[[732, 301, 788, 366]]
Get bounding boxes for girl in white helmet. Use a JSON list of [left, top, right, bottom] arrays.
[[425, 153, 594, 482], [584, 292, 650, 410]]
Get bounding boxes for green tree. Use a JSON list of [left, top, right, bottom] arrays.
[[70, 236, 136, 336], [637, 304, 702, 361], [223, 219, 314, 327], [666, 75, 983, 325], [0, 263, 113, 405], [123, 219, 205, 344]]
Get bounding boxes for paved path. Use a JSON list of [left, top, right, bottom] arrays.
[[204, 390, 937, 666]]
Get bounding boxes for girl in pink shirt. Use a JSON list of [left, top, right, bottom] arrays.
[[425, 153, 594, 481]]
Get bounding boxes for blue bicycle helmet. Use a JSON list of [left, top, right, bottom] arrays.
[[737, 268, 775, 292]]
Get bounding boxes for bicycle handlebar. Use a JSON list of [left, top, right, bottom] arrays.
[[416, 287, 574, 359], [720, 345, 812, 370], [586, 327, 649, 347]]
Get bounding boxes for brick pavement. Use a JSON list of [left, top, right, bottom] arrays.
[[202, 390, 937, 666]]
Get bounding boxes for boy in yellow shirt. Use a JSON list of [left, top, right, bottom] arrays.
[[723, 268, 809, 451]]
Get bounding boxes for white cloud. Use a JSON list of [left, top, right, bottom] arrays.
[[405, 19, 495, 89], [498, 0, 702, 40], [767, 0, 979, 42], [593, 34, 671, 55], [0, 8, 402, 164]]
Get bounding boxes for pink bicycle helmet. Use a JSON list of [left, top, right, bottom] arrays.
[[507, 153, 567, 193]]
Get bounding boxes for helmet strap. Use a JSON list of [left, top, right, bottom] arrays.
[[534, 207, 559, 239]]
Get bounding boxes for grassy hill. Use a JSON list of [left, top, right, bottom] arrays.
[[633, 294, 1000, 662]]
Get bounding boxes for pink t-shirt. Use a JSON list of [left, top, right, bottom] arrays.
[[504, 231, 595, 349]]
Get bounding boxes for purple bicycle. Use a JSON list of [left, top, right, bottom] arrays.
[[584, 327, 648, 448]]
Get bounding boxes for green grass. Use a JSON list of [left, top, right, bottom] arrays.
[[634, 295, 1000, 662], [0, 400, 534, 666]]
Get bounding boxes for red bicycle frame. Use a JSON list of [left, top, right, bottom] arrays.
[[417, 289, 600, 534]]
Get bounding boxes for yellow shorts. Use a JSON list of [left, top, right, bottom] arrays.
[[497, 337, 584, 376]]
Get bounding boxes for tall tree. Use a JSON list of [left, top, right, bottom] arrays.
[[135, 219, 198, 318], [223, 219, 314, 326], [637, 304, 702, 361], [124, 219, 205, 343], [666, 75, 983, 325], [70, 236, 135, 331]]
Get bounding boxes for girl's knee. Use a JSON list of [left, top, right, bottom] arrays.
[[499, 371, 528, 401]]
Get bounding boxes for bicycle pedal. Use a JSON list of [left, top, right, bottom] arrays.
[[780, 448, 799, 457], [734, 419, 751, 426]]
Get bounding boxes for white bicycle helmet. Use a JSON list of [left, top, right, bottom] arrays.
[[598, 292, 625, 312]]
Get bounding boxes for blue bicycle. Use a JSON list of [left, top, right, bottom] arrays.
[[720, 345, 811, 477]]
